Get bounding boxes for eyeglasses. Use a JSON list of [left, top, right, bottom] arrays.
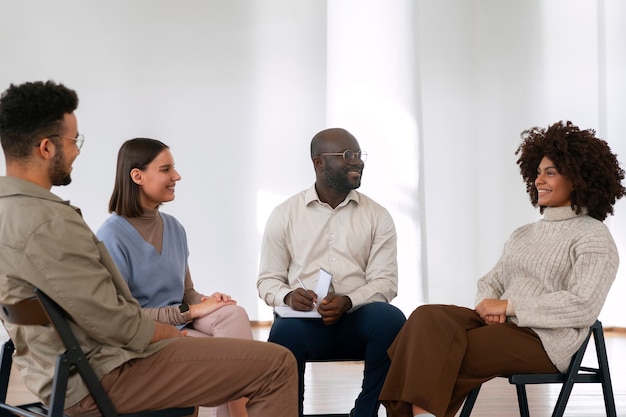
[[317, 149, 367, 163], [49, 134, 85, 150]]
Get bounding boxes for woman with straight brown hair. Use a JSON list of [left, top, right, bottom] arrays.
[[98, 138, 252, 417]]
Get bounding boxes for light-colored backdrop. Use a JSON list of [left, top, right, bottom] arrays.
[[1, 0, 624, 326]]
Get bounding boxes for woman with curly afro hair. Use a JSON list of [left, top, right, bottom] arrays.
[[379, 121, 626, 417], [517, 120, 626, 221]]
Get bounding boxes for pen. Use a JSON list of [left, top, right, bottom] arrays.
[[296, 276, 318, 309]]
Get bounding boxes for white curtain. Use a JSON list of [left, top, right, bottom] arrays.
[[0, 0, 624, 325], [325, 0, 425, 317]]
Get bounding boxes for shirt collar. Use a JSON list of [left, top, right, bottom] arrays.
[[304, 184, 360, 208], [0, 176, 77, 211]]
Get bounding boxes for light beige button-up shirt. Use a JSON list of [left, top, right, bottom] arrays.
[[257, 185, 398, 310]]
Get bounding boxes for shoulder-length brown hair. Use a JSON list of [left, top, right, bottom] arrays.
[[108, 138, 169, 217]]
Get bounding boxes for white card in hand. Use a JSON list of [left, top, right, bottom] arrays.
[[315, 268, 332, 300]]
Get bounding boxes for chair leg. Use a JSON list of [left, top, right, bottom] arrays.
[[593, 325, 617, 417], [550, 380, 576, 417], [458, 386, 481, 417], [48, 355, 71, 417], [0, 341, 15, 403], [514, 384, 530, 417]]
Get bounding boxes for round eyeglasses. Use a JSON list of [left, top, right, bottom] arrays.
[[317, 149, 367, 163], [49, 134, 85, 150]]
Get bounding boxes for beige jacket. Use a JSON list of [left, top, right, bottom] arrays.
[[0, 176, 172, 407]]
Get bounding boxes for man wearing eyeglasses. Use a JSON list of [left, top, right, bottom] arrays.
[[257, 127, 406, 417], [0, 80, 298, 417]]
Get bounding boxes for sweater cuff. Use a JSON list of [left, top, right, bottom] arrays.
[[505, 299, 515, 316]]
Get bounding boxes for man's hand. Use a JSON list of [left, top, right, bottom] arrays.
[[318, 294, 351, 325], [475, 298, 507, 325], [150, 321, 185, 343], [285, 288, 318, 311]]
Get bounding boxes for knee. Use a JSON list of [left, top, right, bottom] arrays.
[[273, 344, 298, 382], [260, 339, 298, 371], [408, 303, 446, 323], [268, 319, 306, 348], [386, 304, 407, 327], [225, 304, 250, 323], [367, 303, 406, 332]]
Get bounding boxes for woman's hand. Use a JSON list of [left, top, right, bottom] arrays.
[[475, 298, 507, 325], [189, 292, 236, 319], [209, 292, 236, 303]]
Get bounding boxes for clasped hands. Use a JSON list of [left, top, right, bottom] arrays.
[[285, 288, 351, 325], [191, 292, 237, 317], [475, 298, 508, 325], [151, 292, 237, 342]]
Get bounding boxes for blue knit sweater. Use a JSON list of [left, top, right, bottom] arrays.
[[97, 212, 189, 308]]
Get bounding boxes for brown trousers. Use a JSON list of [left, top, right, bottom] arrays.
[[379, 305, 558, 417], [65, 337, 298, 417]]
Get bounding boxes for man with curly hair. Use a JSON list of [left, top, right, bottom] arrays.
[[379, 120, 626, 417], [0, 80, 298, 417]]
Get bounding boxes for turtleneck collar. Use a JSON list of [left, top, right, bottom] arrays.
[[543, 206, 588, 222], [123, 207, 164, 254], [135, 207, 159, 221]]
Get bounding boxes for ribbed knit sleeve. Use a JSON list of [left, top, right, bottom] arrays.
[[475, 206, 619, 372]]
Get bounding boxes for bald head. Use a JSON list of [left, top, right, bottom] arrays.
[[310, 128, 357, 159]]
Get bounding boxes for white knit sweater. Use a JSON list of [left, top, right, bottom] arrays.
[[476, 206, 619, 372]]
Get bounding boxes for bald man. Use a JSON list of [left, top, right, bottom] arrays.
[[257, 128, 406, 417]]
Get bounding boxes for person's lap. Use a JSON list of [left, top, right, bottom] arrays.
[[269, 302, 405, 417], [269, 302, 405, 360], [381, 304, 557, 417], [67, 337, 297, 417]]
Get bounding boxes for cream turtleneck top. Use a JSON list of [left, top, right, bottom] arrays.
[[476, 206, 619, 371]]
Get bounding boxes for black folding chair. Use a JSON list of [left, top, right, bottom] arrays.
[[0, 288, 194, 417], [459, 320, 616, 417]]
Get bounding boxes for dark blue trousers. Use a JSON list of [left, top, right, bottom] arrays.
[[268, 302, 406, 417]]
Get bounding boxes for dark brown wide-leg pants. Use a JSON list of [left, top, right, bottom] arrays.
[[379, 304, 558, 417]]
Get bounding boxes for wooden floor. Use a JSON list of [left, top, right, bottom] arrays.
[[4, 327, 626, 417]]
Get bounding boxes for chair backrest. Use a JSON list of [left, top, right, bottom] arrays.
[[0, 297, 49, 325]]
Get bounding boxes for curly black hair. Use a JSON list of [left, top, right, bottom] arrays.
[[0, 80, 78, 160], [516, 120, 626, 221]]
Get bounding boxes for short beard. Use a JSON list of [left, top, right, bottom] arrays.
[[49, 147, 72, 186], [324, 165, 360, 192]]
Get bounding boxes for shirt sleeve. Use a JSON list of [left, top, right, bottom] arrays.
[[183, 266, 204, 304], [344, 208, 399, 308], [257, 207, 293, 306], [475, 256, 506, 305]]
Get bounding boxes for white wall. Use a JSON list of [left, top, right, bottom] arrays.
[[417, 0, 626, 327], [1, 0, 625, 325], [0, 0, 328, 321]]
